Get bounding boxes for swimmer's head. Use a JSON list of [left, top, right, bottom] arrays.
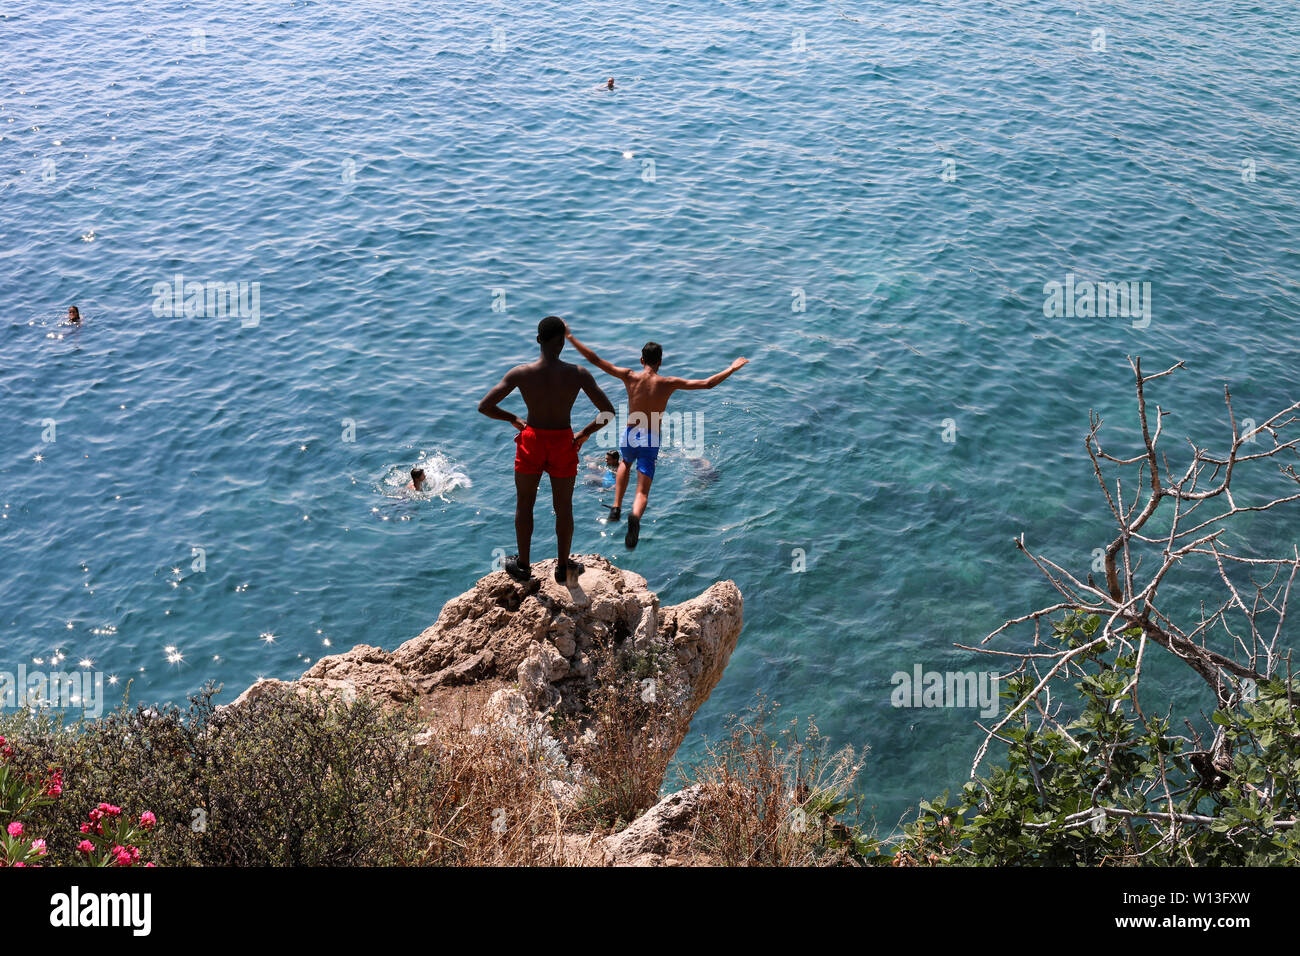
[[606, 78, 615, 90], [410, 467, 426, 490], [605, 450, 619, 468], [537, 315, 566, 356], [68, 306, 81, 324], [641, 341, 662, 371]]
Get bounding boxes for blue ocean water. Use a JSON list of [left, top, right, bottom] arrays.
[[3, 0, 1299, 828]]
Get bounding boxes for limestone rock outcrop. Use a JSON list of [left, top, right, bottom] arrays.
[[600, 785, 708, 866], [226, 554, 743, 774]]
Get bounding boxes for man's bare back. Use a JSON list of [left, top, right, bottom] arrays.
[[504, 357, 604, 430], [620, 366, 683, 421]]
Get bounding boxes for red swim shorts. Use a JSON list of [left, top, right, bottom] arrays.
[[514, 426, 578, 478]]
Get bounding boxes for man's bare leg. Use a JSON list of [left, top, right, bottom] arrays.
[[551, 475, 580, 582], [631, 472, 652, 518], [510, 471, 542, 580], [609, 460, 631, 521], [625, 471, 652, 550]]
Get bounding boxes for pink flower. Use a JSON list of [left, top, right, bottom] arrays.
[[79, 822, 92, 834], [139, 811, 156, 830], [7, 821, 23, 838], [98, 803, 122, 817], [77, 840, 95, 854], [111, 845, 133, 867], [30, 839, 46, 856], [144, 862, 156, 868], [44, 770, 63, 797]]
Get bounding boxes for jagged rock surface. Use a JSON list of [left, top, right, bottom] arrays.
[[225, 555, 742, 865], [599, 785, 708, 866], [227, 554, 743, 773]]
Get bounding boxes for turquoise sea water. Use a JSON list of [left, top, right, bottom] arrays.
[[3, 1, 1299, 828]]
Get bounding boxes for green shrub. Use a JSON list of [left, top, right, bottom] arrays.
[[897, 610, 1300, 866], [0, 683, 570, 866]]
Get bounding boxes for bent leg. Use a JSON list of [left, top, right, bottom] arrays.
[[613, 460, 631, 509], [624, 470, 653, 551], [631, 470, 652, 519]]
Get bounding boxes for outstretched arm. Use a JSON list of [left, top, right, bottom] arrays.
[[477, 368, 527, 431], [663, 356, 749, 391], [565, 325, 632, 380], [573, 369, 617, 450]]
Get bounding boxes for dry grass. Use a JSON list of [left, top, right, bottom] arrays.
[[566, 642, 691, 830], [1, 679, 873, 866], [410, 719, 572, 866], [685, 700, 868, 866]]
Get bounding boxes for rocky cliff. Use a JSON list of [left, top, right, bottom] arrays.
[[227, 554, 743, 864]]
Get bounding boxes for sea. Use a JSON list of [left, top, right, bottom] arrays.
[[3, 0, 1299, 829]]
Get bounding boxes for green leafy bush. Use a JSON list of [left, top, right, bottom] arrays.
[[898, 610, 1300, 866], [0, 683, 569, 866]]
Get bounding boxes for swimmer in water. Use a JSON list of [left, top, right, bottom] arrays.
[[67, 306, 81, 325], [585, 450, 620, 489], [606, 77, 615, 90], [407, 467, 426, 492], [478, 315, 616, 584], [565, 322, 748, 550], [688, 456, 720, 484]]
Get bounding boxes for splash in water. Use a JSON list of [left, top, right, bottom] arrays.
[[380, 451, 471, 501]]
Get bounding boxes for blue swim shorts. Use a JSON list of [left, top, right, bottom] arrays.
[[620, 426, 660, 479]]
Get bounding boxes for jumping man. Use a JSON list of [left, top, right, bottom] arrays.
[[564, 324, 748, 550]]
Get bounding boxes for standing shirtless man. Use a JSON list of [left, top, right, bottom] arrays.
[[564, 324, 748, 550], [478, 316, 616, 583]]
